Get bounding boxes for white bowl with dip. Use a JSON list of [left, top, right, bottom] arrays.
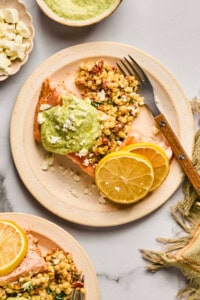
[[35, 0, 123, 27], [0, 0, 34, 81]]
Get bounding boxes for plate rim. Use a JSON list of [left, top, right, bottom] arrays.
[[0, 212, 100, 300], [10, 41, 194, 227]]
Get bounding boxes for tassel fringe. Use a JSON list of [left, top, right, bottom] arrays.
[[141, 103, 200, 300]]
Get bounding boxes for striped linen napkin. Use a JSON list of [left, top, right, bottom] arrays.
[[141, 98, 200, 300]]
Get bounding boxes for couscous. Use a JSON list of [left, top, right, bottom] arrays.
[[0, 248, 85, 300], [75, 59, 144, 164]]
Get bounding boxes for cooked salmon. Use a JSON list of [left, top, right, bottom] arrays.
[[0, 232, 46, 285]]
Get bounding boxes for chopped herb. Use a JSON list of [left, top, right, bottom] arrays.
[[91, 101, 102, 108]]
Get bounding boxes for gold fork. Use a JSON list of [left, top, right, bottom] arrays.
[[117, 55, 200, 196]]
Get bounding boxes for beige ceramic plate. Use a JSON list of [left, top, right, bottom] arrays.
[[0, 0, 34, 81], [35, 0, 122, 27], [0, 212, 100, 300], [10, 41, 194, 227]]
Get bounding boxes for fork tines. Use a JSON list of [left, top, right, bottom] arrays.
[[117, 55, 148, 83]]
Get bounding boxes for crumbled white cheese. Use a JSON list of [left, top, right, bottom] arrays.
[[98, 195, 107, 204], [50, 136, 61, 144], [40, 103, 51, 111], [63, 119, 72, 130], [77, 148, 88, 157], [80, 140, 86, 146], [62, 169, 68, 176], [97, 89, 106, 101], [69, 113, 75, 121], [47, 155, 54, 166], [100, 112, 108, 121], [73, 174, 80, 182], [69, 187, 79, 198], [0, 8, 31, 76], [69, 125, 76, 132], [0, 52, 11, 69], [37, 112, 45, 125], [16, 20, 30, 38], [3, 8, 19, 24], [82, 158, 90, 166], [41, 154, 54, 171], [41, 160, 49, 171], [54, 107, 61, 117], [55, 125, 60, 130]]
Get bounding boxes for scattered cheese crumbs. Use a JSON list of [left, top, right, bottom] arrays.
[[69, 187, 79, 198], [97, 89, 106, 101], [40, 103, 51, 111], [100, 113, 108, 121], [82, 159, 90, 166], [70, 169, 74, 176], [41, 160, 49, 171], [47, 155, 55, 166], [41, 154, 54, 171], [37, 112, 45, 124], [3, 8, 19, 23], [69, 113, 75, 121], [73, 174, 80, 182], [98, 194, 107, 204], [76, 148, 88, 157], [50, 136, 61, 144], [62, 169, 68, 176], [0, 52, 11, 70], [0, 8, 31, 76], [16, 20, 30, 38]]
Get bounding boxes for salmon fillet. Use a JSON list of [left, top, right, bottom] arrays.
[[0, 232, 46, 285], [34, 78, 69, 143]]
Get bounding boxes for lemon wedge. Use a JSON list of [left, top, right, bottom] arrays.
[[0, 220, 28, 276], [122, 142, 170, 191], [95, 151, 154, 204]]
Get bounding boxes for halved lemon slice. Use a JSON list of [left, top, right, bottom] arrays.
[[95, 151, 154, 204], [122, 142, 170, 191], [0, 220, 28, 275]]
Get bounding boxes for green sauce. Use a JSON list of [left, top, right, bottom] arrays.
[[44, 0, 117, 20], [40, 94, 100, 155]]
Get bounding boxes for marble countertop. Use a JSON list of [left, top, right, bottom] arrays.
[[1, 0, 200, 299]]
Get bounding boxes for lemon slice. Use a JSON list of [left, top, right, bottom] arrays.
[[95, 151, 154, 204], [122, 142, 170, 191], [0, 220, 28, 275]]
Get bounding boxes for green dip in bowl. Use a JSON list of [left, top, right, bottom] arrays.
[[35, 0, 122, 26]]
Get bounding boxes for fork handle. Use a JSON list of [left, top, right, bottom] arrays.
[[154, 113, 200, 196]]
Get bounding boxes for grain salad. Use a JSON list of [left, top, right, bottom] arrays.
[[75, 59, 144, 165], [0, 248, 85, 300]]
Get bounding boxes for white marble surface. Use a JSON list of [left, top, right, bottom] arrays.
[[1, 0, 200, 299]]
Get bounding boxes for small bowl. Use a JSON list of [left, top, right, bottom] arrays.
[[0, 0, 34, 81], [35, 0, 123, 27]]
